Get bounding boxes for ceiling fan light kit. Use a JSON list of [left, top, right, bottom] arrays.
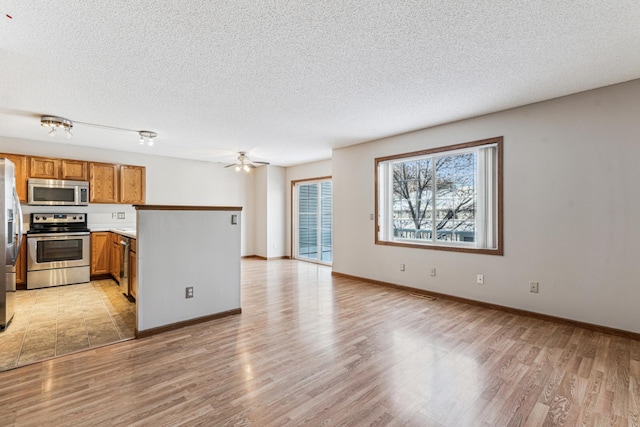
[[226, 151, 270, 172], [40, 115, 158, 146]]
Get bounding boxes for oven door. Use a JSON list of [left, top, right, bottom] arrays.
[[27, 232, 90, 272]]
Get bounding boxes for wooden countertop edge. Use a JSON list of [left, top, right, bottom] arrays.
[[134, 205, 243, 211]]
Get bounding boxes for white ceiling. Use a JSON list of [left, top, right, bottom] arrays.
[[1, 1, 640, 167]]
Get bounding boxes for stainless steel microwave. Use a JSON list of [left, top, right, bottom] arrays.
[[27, 179, 89, 206]]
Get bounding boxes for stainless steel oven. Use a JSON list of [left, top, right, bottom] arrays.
[[26, 213, 90, 289]]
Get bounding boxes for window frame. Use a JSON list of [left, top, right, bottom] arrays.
[[374, 136, 503, 255]]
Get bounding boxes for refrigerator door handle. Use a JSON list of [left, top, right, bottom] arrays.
[[13, 187, 23, 265]]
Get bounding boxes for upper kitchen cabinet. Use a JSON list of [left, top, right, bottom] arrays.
[[89, 162, 146, 204], [89, 162, 119, 203], [120, 165, 145, 204], [29, 157, 59, 179], [60, 159, 88, 180], [0, 153, 27, 201], [29, 157, 88, 181]]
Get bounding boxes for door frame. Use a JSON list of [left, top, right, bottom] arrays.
[[291, 176, 332, 265]]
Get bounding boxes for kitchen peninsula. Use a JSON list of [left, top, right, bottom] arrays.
[[134, 205, 242, 337]]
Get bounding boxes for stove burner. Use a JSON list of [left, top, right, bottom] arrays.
[[28, 213, 88, 234]]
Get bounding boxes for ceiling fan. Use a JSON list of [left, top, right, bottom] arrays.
[[225, 152, 270, 172]]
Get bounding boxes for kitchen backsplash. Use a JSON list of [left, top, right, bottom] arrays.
[[21, 204, 136, 231]]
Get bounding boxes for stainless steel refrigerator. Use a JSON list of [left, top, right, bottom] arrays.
[[0, 159, 23, 331]]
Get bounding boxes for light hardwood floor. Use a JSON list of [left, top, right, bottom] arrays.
[[0, 259, 638, 426]]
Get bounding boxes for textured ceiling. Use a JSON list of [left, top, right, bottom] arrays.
[[1, 1, 640, 166]]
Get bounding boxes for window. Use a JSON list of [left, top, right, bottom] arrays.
[[375, 137, 503, 255]]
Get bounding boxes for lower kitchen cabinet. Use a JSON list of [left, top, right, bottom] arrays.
[[16, 235, 26, 289], [90, 232, 111, 278]]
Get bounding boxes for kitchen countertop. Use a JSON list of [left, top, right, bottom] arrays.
[[91, 228, 137, 239]]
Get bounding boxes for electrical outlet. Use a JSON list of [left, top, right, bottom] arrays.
[[369, 213, 374, 220], [477, 274, 484, 284], [430, 268, 436, 277], [112, 212, 117, 219], [186, 286, 194, 298], [400, 263, 405, 272], [117, 212, 125, 219], [529, 281, 539, 293]]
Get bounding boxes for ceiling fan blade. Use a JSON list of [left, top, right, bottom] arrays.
[[224, 164, 237, 168], [253, 161, 270, 165], [248, 163, 257, 168]]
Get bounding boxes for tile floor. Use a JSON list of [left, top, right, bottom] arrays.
[[0, 279, 136, 371]]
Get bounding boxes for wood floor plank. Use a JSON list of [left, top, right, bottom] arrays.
[[0, 259, 638, 426]]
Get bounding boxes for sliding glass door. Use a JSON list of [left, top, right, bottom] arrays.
[[294, 179, 332, 264]]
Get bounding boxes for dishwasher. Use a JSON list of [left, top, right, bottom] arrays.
[[119, 237, 132, 300]]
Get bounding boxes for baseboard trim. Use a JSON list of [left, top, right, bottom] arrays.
[[135, 308, 242, 339], [243, 255, 290, 260], [331, 271, 640, 341]]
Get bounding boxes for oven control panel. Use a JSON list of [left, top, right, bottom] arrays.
[[31, 213, 86, 224]]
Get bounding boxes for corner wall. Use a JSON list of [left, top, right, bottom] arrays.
[[332, 79, 640, 333]]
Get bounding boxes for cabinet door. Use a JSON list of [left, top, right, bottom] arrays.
[[30, 157, 60, 179], [0, 154, 27, 202], [89, 162, 119, 203], [16, 235, 27, 287], [129, 249, 137, 300], [61, 160, 88, 181], [90, 232, 111, 277], [120, 165, 145, 204]]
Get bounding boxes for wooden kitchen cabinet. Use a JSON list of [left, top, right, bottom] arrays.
[[60, 159, 88, 180], [89, 162, 119, 203], [1, 150, 145, 205], [16, 235, 27, 288], [29, 157, 60, 179], [120, 165, 145, 204], [0, 153, 28, 201], [110, 232, 121, 283], [129, 238, 137, 300], [90, 232, 111, 278], [29, 156, 88, 181], [90, 162, 145, 204]]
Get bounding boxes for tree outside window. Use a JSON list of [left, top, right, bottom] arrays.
[[376, 137, 502, 254]]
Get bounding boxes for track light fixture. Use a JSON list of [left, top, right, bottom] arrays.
[[138, 131, 157, 146], [40, 116, 73, 139], [40, 115, 158, 146]]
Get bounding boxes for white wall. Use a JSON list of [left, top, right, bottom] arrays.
[[253, 165, 286, 258], [254, 166, 268, 257], [137, 208, 241, 331], [0, 137, 255, 256], [266, 166, 286, 258], [333, 79, 640, 334], [284, 160, 332, 257]]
